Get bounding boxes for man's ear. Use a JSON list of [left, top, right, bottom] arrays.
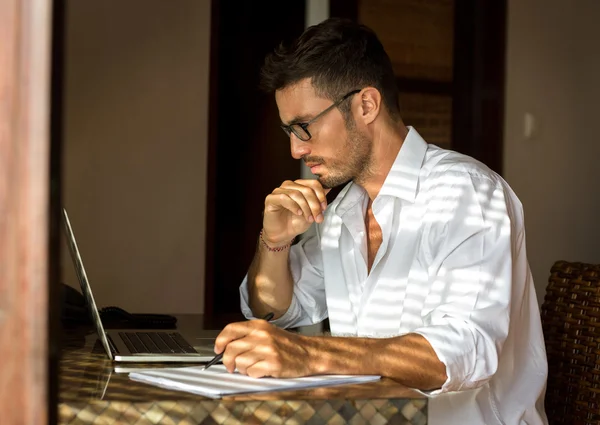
[[357, 87, 382, 126]]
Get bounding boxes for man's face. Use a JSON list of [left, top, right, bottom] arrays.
[[275, 79, 372, 188]]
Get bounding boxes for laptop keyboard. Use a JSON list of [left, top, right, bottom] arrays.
[[118, 331, 197, 354]]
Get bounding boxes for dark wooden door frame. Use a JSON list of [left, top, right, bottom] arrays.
[[204, 0, 306, 327], [452, 0, 507, 174]]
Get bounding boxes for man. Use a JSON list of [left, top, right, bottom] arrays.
[[214, 18, 548, 425]]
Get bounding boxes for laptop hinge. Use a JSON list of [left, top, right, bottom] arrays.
[[106, 334, 119, 355]]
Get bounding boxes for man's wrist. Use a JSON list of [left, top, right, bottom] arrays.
[[260, 229, 295, 252], [304, 336, 329, 375]]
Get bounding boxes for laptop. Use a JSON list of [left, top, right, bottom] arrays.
[[62, 208, 218, 362]]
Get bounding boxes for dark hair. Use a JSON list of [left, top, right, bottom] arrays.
[[260, 18, 400, 120]]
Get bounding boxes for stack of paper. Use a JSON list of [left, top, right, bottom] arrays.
[[129, 364, 380, 398]]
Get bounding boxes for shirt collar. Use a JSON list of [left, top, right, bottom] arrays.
[[377, 126, 428, 203], [331, 127, 428, 216]]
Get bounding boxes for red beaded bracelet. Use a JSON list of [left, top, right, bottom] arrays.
[[259, 229, 294, 252]]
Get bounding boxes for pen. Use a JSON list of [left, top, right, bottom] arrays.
[[203, 312, 275, 371]]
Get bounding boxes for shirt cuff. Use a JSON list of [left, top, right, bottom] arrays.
[[412, 324, 475, 394], [240, 283, 303, 329], [266, 295, 302, 329]]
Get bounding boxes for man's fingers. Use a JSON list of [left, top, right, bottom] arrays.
[[214, 321, 257, 354], [231, 350, 268, 376], [280, 182, 326, 222], [293, 179, 331, 211], [245, 360, 277, 379], [265, 192, 303, 216], [293, 186, 325, 220], [216, 321, 277, 374], [221, 338, 253, 373], [271, 188, 316, 222], [285, 179, 327, 199], [284, 190, 317, 222]]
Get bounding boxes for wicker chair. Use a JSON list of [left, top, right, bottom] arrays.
[[541, 260, 600, 425]]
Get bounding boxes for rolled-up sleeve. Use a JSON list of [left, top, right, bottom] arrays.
[[413, 173, 515, 394], [239, 229, 328, 329]]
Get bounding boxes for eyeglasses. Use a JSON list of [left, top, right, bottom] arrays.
[[280, 89, 361, 141]]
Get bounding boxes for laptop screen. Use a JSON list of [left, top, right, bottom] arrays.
[[62, 208, 113, 360]]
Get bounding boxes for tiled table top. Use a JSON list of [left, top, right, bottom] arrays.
[[58, 316, 427, 424]]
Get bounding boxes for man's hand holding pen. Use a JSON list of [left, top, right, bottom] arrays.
[[213, 318, 318, 379]]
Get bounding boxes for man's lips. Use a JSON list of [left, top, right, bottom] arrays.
[[306, 163, 323, 173]]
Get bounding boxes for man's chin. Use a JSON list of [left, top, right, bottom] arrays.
[[315, 176, 330, 189], [318, 175, 350, 190]]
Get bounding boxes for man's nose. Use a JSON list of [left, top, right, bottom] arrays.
[[290, 135, 311, 159]]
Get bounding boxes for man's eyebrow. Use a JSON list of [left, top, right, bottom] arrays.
[[281, 114, 313, 126]]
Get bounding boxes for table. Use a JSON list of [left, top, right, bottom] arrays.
[[58, 315, 427, 424]]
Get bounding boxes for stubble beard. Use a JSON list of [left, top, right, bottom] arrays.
[[316, 125, 373, 189]]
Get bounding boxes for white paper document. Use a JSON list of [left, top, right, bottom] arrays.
[[129, 365, 381, 398]]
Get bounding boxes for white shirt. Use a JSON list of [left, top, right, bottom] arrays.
[[240, 127, 548, 425]]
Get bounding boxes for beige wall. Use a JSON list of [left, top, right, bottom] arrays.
[[61, 0, 211, 313], [504, 0, 600, 305]]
